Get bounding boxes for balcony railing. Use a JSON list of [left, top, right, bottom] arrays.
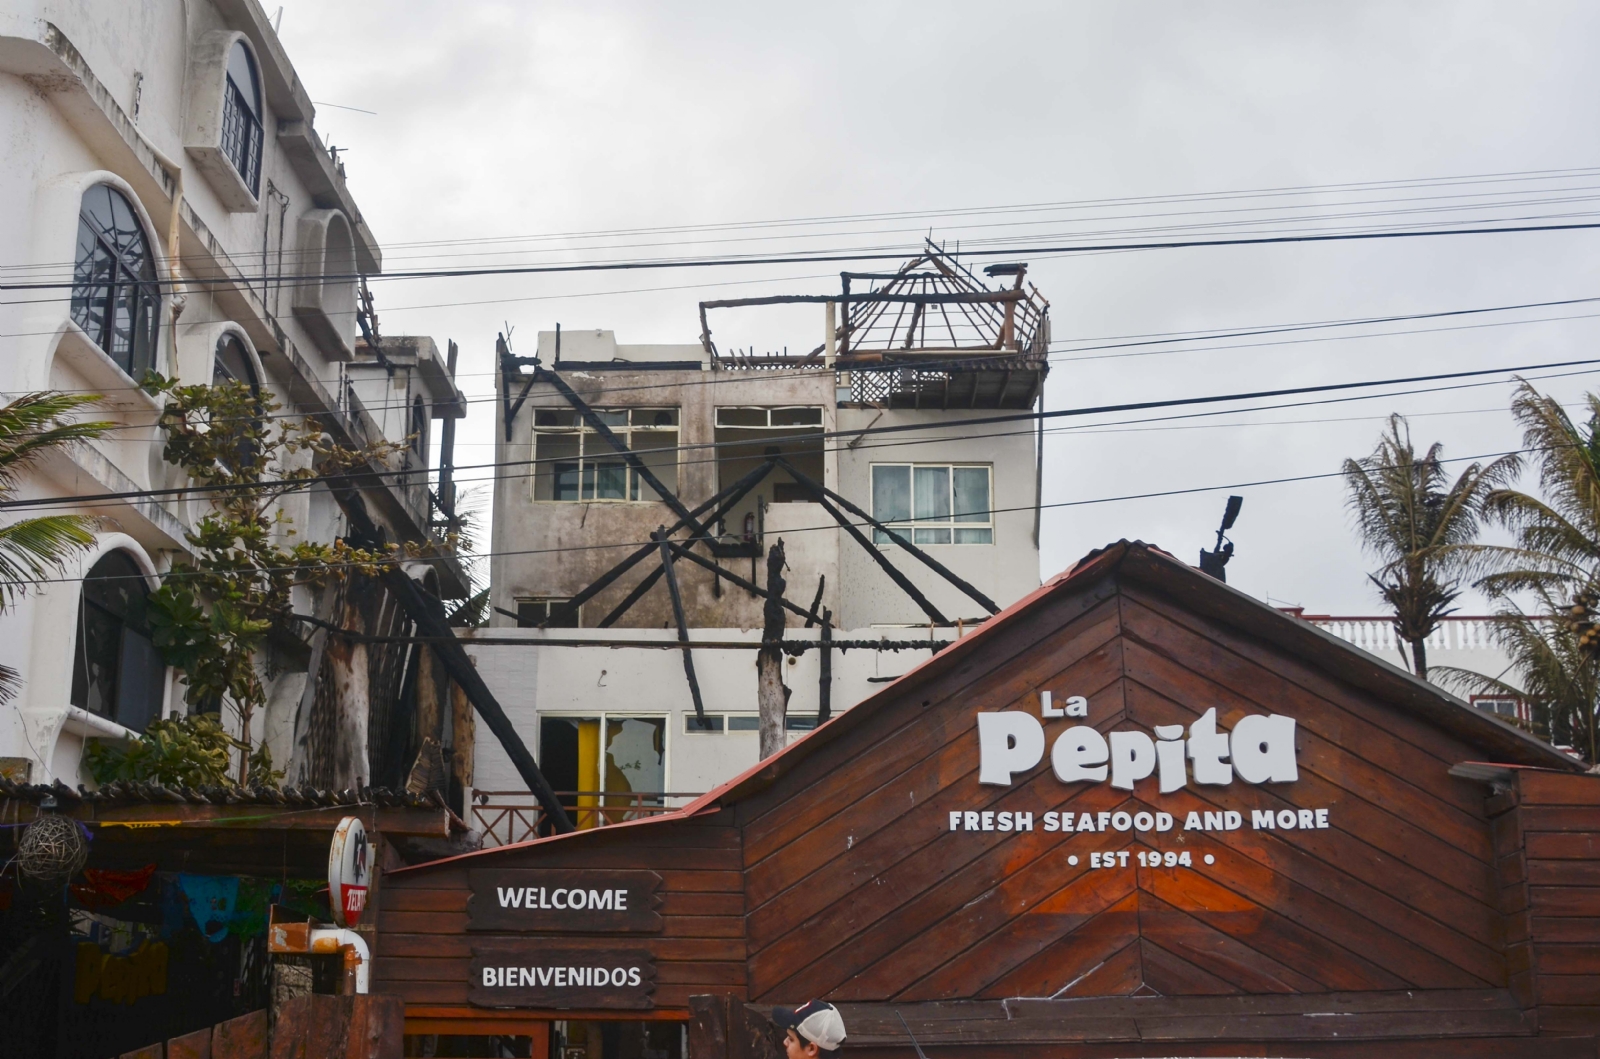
[[472, 791, 702, 847], [1289, 613, 1527, 655]]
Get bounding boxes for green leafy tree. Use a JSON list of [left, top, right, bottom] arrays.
[[0, 392, 112, 701], [1343, 414, 1519, 678], [140, 374, 405, 785]]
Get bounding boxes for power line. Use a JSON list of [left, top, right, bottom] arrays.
[[10, 164, 1600, 275], [14, 289, 1600, 420], [4, 356, 1594, 513], [0, 442, 1558, 589], [7, 218, 1600, 291]]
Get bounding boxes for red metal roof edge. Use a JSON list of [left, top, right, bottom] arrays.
[[393, 538, 1577, 876], [389, 543, 1138, 876]]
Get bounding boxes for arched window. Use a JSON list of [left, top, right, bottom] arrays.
[[410, 395, 427, 457], [70, 185, 160, 378], [70, 551, 164, 733], [213, 334, 262, 471], [213, 333, 259, 392], [221, 41, 263, 196]]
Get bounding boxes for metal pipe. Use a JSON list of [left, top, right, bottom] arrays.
[[306, 928, 369, 994]]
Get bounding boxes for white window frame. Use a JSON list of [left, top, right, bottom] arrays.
[[1470, 694, 1525, 722], [514, 596, 579, 628], [870, 463, 994, 545], [687, 712, 816, 733], [531, 407, 680, 503]]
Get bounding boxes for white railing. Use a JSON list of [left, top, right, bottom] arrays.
[[1302, 615, 1504, 653]]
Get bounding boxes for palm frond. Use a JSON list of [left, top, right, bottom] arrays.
[[0, 392, 112, 492], [0, 514, 98, 608]]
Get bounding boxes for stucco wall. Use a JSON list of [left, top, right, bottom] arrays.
[[834, 407, 1042, 629], [0, 2, 405, 785], [463, 627, 951, 805]]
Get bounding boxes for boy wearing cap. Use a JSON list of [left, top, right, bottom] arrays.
[[773, 1000, 848, 1058]]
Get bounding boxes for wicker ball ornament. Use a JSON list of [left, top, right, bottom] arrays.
[[16, 813, 88, 882]]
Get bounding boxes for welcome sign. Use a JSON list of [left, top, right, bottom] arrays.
[[469, 941, 656, 1009], [466, 869, 664, 933]]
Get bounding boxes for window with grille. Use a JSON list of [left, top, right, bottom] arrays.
[[531, 408, 679, 502], [515, 597, 579, 628], [870, 464, 993, 544], [70, 185, 160, 378], [221, 41, 263, 197]]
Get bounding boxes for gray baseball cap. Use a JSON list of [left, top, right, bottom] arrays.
[[772, 1000, 847, 1052]]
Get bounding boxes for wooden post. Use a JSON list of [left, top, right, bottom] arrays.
[[824, 300, 837, 369], [757, 540, 788, 760], [819, 607, 833, 725], [657, 530, 708, 725], [450, 674, 474, 813]]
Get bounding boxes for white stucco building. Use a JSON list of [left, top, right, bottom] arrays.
[[0, 1, 463, 790], [468, 252, 1052, 841]]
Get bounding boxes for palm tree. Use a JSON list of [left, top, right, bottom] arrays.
[[1343, 414, 1519, 679], [1474, 383, 1600, 601], [1434, 588, 1597, 762], [0, 392, 112, 700], [1460, 382, 1600, 761]]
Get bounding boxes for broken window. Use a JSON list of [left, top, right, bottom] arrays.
[[515, 597, 578, 628], [538, 714, 667, 829], [713, 406, 824, 539], [531, 407, 679, 502], [871, 463, 993, 544]]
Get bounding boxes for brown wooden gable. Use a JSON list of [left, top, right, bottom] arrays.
[[377, 541, 1594, 1051], [736, 549, 1531, 1003]]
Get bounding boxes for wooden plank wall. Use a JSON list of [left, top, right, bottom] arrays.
[[1493, 768, 1600, 1034], [373, 810, 745, 1013], [736, 576, 1509, 1005]]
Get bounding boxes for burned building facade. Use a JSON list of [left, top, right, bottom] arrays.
[[470, 250, 1055, 833]]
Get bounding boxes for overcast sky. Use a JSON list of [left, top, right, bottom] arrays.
[[278, 0, 1600, 614]]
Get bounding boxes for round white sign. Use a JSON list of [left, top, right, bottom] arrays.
[[328, 816, 371, 928]]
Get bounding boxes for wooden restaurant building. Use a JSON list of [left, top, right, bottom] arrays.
[[377, 541, 1600, 1058]]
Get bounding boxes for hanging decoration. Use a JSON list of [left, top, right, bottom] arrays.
[[15, 812, 88, 882]]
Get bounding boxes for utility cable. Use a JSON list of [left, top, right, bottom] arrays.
[[2, 355, 1594, 513], [0, 441, 1566, 589], [7, 218, 1600, 291]]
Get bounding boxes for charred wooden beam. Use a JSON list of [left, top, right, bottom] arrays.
[[597, 566, 666, 629], [667, 541, 824, 627], [773, 456, 1001, 616], [805, 575, 826, 628], [699, 291, 1023, 310], [656, 530, 707, 726], [780, 473, 948, 625], [757, 540, 789, 760], [543, 459, 775, 628], [819, 608, 833, 724], [533, 363, 710, 536], [500, 331, 544, 442], [327, 483, 575, 833]]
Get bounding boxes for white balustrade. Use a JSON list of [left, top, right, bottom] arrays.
[[1307, 616, 1502, 653]]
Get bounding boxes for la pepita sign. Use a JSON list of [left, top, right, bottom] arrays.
[[955, 692, 1325, 839]]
